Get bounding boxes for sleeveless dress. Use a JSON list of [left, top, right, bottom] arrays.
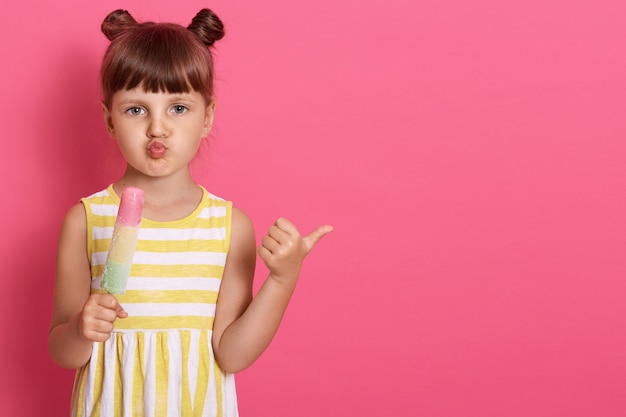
[[71, 185, 238, 417]]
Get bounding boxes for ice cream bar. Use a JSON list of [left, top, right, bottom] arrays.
[[101, 187, 144, 294]]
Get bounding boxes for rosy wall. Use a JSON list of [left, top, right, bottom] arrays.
[[1, 1, 625, 415]]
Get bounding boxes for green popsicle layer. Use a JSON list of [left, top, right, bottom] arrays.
[[102, 261, 131, 294]]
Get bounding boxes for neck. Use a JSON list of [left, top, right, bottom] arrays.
[[113, 167, 203, 221]]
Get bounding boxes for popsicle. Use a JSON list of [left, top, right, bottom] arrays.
[[101, 187, 144, 294]]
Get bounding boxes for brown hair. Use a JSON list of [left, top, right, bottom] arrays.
[[100, 9, 224, 109]]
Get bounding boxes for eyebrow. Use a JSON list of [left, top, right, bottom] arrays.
[[169, 96, 199, 103], [116, 95, 199, 105]]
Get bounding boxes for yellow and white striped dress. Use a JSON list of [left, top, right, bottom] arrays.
[[71, 185, 238, 417]]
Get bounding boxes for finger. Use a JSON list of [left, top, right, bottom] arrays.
[[268, 225, 290, 244], [89, 306, 121, 325], [274, 217, 299, 236], [93, 294, 128, 322], [80, 315, 115, 341], [303, 225, 334, 251], [85, 329, 114, 343], [90, 334, 112, 343], [95, 293, 119, 308], [257, 244, 272, 262], [109, 299, 127, 318], [94, 294, 127, 318], [261, 235, 280, 253], [92, 320, 115, 334]]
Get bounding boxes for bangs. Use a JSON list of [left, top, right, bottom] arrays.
[[102, 24, 212, 106]]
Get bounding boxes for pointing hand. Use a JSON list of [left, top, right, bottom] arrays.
[[258, 217, 333, 285]]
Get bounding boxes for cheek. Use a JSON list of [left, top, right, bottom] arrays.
[[115, 121, 145, 139], [191, 117, 210, 137]]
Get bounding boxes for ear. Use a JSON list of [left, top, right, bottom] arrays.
[[202, 100, 216, 137], [101, 102, 116, 138]]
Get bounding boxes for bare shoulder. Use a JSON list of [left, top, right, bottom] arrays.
[[230, 206, 255, 249], [222, 205, 256, 283], [56, 203, 88, 252], [57, 201, 89, 276], [51, 202, 91, 329], [62, 202, 87, 233]]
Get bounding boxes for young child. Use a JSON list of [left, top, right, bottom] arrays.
[[48, 8, 332, 417]]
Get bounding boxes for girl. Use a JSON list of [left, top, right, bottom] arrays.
[[48, 8, 332, 417]]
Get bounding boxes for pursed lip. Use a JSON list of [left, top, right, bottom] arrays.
[[147, 140, 168, 158]]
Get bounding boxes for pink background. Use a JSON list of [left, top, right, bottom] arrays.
[[1, 1, 625, 415]]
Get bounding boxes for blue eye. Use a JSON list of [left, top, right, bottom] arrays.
[[126, 106, 146, 116], [172, 105, 188, 114]]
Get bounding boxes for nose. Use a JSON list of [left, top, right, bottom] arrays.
[[146, 116, 169, 138]]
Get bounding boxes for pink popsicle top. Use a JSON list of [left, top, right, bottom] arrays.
[[117, 187, 144, 227]]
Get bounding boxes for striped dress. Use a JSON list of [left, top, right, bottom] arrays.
[[71, 185, 238, 417]]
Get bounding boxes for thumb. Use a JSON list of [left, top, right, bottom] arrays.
[[303, 225, 334, 252], [112, 298, 128, 319]]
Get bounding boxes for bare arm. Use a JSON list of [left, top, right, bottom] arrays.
[[212, 208, 332, 373], [48, 203, 126, 369]]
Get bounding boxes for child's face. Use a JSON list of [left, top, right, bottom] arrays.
[[102, 88, 214, 178]]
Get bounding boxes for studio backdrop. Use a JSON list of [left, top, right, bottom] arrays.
[[1, 1, 625, 416]]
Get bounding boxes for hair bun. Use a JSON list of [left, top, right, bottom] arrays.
[[187, 9, 225, 47], [101, 9, 138, 40]]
